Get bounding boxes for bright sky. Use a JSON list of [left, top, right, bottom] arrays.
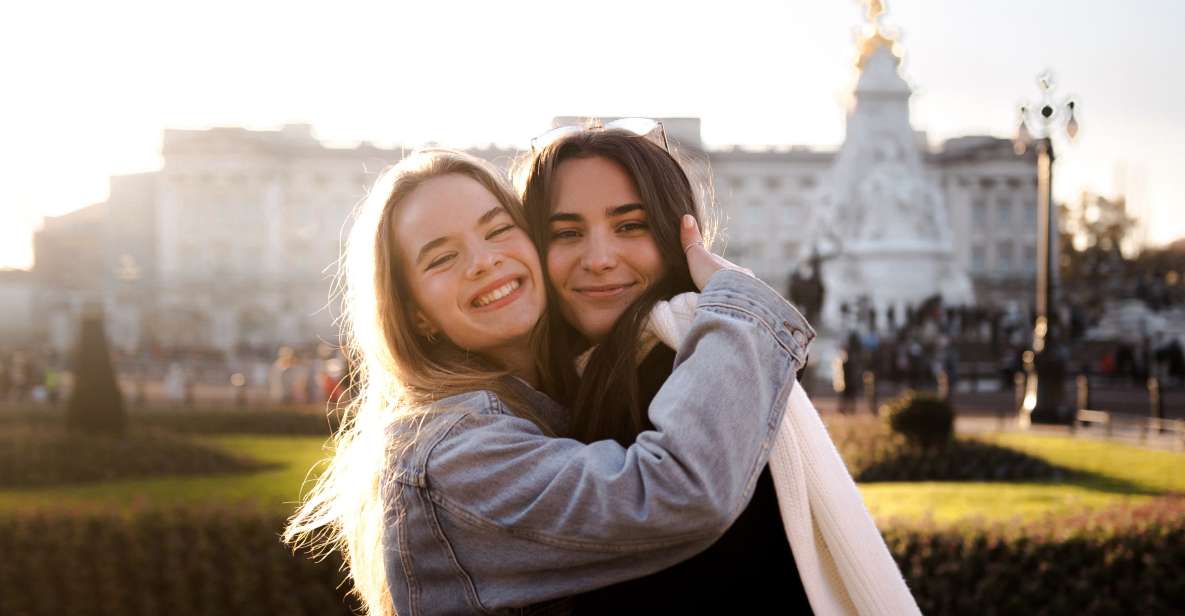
[[2, 0, 1182, 270]]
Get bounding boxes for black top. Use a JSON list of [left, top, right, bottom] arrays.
[[571, 466, 814, 614]]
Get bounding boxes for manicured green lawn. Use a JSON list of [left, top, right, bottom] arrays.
[[0, 435, 329, 513], [859, 432, 1185, 527], [5, 429, 1181, 530]]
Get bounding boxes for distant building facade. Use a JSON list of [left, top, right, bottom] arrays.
[[28, 112, 1036, 354], [0, 269, 37, 346], [28, 20, 1039, 353]]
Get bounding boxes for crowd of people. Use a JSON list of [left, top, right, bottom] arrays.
[[0, 348, 65, 404], [829, 290, 1185, 408], [0, 343, 353, 407]]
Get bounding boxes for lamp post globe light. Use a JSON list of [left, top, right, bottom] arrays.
[[1014, 71, 1079, 425]]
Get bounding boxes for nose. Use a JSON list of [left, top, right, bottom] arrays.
[[580, 233, 618, 273], [465, 245, 503, 280]]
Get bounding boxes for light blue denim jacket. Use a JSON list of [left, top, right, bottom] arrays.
[[381, 270, 815, 615]]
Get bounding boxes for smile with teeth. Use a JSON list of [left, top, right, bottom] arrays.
[[472, 278, 521, 307]]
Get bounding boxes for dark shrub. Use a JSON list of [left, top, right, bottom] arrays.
[[134, 407, 342, 436], [0, 425, 274, 487], [66, 308, 126, 435], [883, 390, 954, 448], [0, 406, 340, 436], [825, 415, 1065, 482], [885, 497, 1185, 615], [0, 505, 358, 616], [2, 498, 1182, 615]]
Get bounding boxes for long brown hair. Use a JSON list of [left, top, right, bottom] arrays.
[[284, 148, 545, 616], [517, 128, 713, 445]]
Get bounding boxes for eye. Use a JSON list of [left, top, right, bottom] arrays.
[[549, 227, 582, 241], [486, 224, 515, 240], [426, 252, 456, 270], [617, 220, 649, 233]]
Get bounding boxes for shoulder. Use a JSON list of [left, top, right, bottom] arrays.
[[681, 270, 817, 362], [388, 389, 547, 487]]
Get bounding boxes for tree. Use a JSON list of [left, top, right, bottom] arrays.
[[66, 306, 127, 435], [1060, 192, 1137, 280], [1059, 193, 1139, 313]]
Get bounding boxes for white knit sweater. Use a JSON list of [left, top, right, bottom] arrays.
[[643, 293, 921, 616]]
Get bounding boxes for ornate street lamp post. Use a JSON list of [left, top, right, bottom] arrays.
[[1014, 71, 1079, 425]]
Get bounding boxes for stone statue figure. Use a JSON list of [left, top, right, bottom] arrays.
[[788, 248, 833, 327]]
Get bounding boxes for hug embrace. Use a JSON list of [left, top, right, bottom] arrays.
[[285, 121, 921, 615]]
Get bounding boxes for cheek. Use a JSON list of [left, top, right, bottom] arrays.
[[412, 275, 457, 327], [546, 246, 574, 290], [631, 238, 667, 282]]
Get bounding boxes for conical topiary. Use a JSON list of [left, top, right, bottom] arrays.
[[66, 305, 127, 435]]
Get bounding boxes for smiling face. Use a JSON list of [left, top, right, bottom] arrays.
[[546, 156, 665, 342], [393, 173, 545, 363]]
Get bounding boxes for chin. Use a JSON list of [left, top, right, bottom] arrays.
[[579, 320, 615, 342]]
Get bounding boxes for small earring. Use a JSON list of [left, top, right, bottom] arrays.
[[423, 329, 438, 343]]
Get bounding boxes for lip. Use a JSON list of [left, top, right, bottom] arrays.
[[571, 282, 637, 300], [468, 275, 527, 312]]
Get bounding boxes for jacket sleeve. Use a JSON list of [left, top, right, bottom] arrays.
[[419, 269, 815, 606]]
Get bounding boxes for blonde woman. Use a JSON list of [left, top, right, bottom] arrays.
[[284, 149, 813, 615]]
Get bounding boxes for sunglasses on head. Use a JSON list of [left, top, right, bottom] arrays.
[[530, 118, 669, 154]]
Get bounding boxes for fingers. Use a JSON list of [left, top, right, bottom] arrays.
[[680, 214, 754, 291], [681, 215, 703, 252], [682, 215, 719, 291]]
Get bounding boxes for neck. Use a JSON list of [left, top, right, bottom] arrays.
[[488, 339, 538, 388]]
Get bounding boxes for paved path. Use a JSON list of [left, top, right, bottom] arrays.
[[809, 390, 1185, 451]]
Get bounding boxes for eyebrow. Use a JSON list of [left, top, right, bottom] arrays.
[[549, 203, 645, 224], [415, 206, 507, 265]]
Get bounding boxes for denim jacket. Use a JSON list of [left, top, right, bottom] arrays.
[[381, 270, 815, 615]]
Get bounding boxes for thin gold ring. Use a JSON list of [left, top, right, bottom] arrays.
[[683, 240, 704, 255]]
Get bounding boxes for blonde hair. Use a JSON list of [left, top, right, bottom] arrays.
[[283, 148, 545, 616]]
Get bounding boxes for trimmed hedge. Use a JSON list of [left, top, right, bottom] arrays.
[[0, 426, 274, 488], [0, 506, 357, 616], [0, 407, 341, 436], [882, 390, 954, 448], [66, 312, 127, 435], [827, 415, 1066, 482], [0, 499, 1181, 615], [886, 496, 1185, 615], [133, 408, 342, 436]]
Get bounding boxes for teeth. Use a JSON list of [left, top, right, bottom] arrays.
[[474, 279, 520, 307]]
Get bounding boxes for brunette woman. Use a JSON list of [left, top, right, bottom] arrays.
[[519, 126, 812, 613], [519, 123, 919, 615]]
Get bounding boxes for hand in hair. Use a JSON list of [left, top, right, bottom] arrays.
[[681, 215, 751, 290]]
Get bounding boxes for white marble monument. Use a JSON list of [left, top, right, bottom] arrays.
[[804, 4, 974, 331]]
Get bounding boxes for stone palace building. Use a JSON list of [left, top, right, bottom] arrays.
[[27, 11, 1038, 354]]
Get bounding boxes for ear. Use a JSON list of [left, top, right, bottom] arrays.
[[410, 306, 439, 338]]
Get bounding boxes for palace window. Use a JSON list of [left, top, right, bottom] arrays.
[[971, 245, 986, 272], [997, 197, 1012, 225], [973, 198, 989, 227], [1023, 244, 1037, 272], [997, 240, 1014, 271]]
